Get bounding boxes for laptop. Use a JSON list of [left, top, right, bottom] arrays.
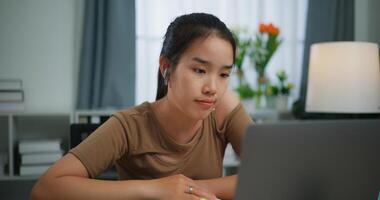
[[235, 119, 380, 200]]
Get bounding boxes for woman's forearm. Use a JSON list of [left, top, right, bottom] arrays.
[[31, 176, 154, 200], [195, 175, 237, 200]]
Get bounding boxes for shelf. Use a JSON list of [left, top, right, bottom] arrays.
[[0, 175, 40, 181], [0, 112, 71, 116], [74, 110, 116, 115], [0, 114, 70, 178], [72, 110, 114, 124], [248, 109, 293, 123], [241, 99, 294, 123]]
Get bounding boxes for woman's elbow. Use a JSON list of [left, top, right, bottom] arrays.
[[30, 180, 45, 200], [31, 177, 53, 200]]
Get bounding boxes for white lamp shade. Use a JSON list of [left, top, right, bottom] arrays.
[[306, 42, 380, 113]]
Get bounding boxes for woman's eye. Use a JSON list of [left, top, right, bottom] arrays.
[[221, 73, 230, 78], [193, 68, 206, 74]]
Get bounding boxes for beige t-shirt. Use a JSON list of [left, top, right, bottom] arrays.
[[70, 101, 253, 180]]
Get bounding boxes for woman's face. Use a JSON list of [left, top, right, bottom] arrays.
[[166, 35, 234, 120]]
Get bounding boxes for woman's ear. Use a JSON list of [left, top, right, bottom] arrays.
[[159, 56, 170, 77]]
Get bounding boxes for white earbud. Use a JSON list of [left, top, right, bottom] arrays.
[[163, 68, 168, 85]]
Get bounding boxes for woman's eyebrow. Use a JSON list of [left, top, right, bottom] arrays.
[[192, 57, 210, 65], [192, 57, 233, 69]]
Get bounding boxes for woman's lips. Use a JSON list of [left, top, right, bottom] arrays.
[[195, 100, 215, 109]]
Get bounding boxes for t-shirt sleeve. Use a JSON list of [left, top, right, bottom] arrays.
[[69, 114, 128, 178], [216, 103, 253, 156]]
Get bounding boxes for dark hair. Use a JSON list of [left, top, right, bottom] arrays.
[[155, 13, 236, 100]]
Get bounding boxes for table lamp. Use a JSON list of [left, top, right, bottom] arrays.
[[306, 42, 380, 113]]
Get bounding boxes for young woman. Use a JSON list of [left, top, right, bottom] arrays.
[[31, 13, 253, 200]]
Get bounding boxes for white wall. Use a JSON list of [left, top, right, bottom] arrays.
[[0, 0, 378, 114], [0, 0, 84, 114]]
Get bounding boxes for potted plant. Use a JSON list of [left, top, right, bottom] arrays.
[[231, 28, 254, 100], [266, 69, 294, 111], [250, 23, 282, 108]]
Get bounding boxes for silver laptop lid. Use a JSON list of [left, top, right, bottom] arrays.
[[235, 119, 380, 200]]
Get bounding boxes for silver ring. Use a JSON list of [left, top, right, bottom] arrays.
[[188, 186, 194, 194]]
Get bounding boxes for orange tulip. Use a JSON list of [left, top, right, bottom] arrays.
[[259, 23, 268, 33], [267, 23, 280, 36]]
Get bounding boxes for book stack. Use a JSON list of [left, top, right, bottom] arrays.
[[0, 79, 25, 112], [18, 139, 63, 176]]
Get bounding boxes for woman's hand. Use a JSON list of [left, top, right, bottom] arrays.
[[149, 174, 217, 200]]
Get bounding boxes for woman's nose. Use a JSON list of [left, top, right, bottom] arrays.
[[202, 77, 217, 95]]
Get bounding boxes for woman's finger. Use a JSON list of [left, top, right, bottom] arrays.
[[184, 185, 216, 200], [187, 194, 207, 200]]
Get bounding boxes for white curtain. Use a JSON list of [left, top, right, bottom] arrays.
[[136, 0, 308, 104]]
